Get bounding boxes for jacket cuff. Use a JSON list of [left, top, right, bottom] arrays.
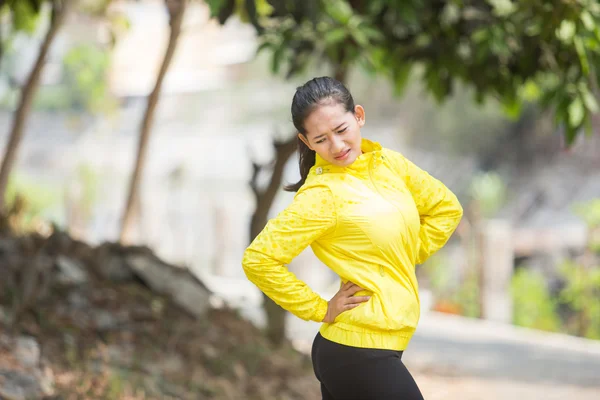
[[311, 298, 329, 322]]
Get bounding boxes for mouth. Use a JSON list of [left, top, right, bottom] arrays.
[[334, 149, 351, 160]]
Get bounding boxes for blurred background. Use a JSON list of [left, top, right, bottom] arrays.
[[1, 0, 600, 399]]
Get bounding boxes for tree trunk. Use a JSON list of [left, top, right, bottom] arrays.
[[120, 0, 186, 243], [249, 136, 297, 346], [0, 0, 70, 213], [334, 66, 347, 83]]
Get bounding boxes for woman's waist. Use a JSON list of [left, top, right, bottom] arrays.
[[319, 322, 416, 351]]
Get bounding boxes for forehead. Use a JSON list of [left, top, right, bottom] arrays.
[[304, 103, 350, 137]]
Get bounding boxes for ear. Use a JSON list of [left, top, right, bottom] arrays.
[[355, 105, 366, 127], [298, 133, 314, 151]]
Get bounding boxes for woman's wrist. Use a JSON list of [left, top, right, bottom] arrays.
[[313, 298, 329, 323]]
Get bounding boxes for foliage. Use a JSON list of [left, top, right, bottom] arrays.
[[1, 42, 116, 113], [574, 199, 600, 252], [469, 171, 507, 218], [4, 173, 60, 230], [0, 0, 45, 35], [60, 43, 115, 113], [510, 267, 561, 332], [421, 252, 480, 318], [558, 260, 600, 340], [511, 199, 600, 340], [0, 0, 121, 114], [575, 199, 600, 228], [210, 0, 600, 145]]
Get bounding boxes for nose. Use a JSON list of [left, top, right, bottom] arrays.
[[330, 136, 345, 154]]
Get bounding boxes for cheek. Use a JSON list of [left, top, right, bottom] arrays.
[[350, 128, 362, 144]]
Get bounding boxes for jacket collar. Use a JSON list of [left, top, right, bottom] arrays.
[[313, 138, 382, 175]]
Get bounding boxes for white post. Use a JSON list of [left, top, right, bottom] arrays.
[[482, 219, 514, 324]]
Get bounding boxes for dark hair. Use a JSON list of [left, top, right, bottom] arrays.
[[284, 76, 356, 192]]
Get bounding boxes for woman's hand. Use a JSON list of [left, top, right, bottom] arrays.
[[322, 281, 371, 323]]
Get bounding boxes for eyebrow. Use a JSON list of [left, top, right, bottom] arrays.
[[314, 123, 346, 139]]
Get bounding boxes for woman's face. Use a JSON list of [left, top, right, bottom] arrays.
[[299, 102, 365, 167]]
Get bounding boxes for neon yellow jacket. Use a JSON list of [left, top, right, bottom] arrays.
[[242, 139, 463, 351]]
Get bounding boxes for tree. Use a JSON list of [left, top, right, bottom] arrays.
[[119, 0, 187, 243], [0, 0, 120, 213], [258, 0, 600, 143], [209, 0, 354, 345], [208, 0, 600, 345], [0, 0, 71, 213]]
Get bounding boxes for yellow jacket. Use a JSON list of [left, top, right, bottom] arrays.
[[242, 139, 463, 351]]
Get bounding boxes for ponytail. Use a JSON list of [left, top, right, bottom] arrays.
[[284, 136, 315, 192]]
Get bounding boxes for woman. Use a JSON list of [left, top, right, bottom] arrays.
[[242, 77, 463, 399]]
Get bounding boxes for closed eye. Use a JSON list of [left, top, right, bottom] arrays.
[[337, 127, 347, 134]]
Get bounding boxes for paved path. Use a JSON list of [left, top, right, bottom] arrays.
[[281, 310, 600, 399], [405, 312, 600, 388], [283, 310, 600, 386]]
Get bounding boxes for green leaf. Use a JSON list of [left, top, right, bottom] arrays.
[[487, 0, 516, 17], [564, 124, 578, 146], [574, 36, 590, 76], [368, 47, 386, 70], [556, 20, 576, 43], [581, 11, 596, 31], [255, 41, 272, 55], [522, 80, 541, 101], [584, 115, 594, 136], [471, 29, 489, 43], [502, 98, 522, 120], [579, 85, 599, 113], [441, 3, 460, 26], [392, 63, 412, 97], [350, 25, 369, 47], [255, 0, 273, 17], [10, 0, 40, 33], [568, 97, 585, 127], [271, 45, 284, 74], [361, 25, 384, 42], [325, 0, 353, 25], [324, 27, 347, 45], [205, 0, 225, 17]]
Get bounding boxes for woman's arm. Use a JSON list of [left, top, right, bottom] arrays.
[[387, 149, 463, 265], [242, 185, 336, 322]]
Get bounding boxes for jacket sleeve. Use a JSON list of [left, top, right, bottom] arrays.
[[241, 185, 336, 322], [387, 150, 463, 265]]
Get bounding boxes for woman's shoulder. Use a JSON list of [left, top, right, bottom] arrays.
[[297, 176, 333, 195], [381, 147, 406, 160]]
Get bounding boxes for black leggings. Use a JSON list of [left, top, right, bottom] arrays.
[[311, 333, 424, 400]]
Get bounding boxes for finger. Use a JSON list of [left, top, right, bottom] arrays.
[[347, 285, 365, 295], [347, 296, 371, 304], [341, 281, 356, 290], [343, 303, 361, 310]]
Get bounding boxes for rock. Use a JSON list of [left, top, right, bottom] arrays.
[[13, 337, 40, 369], [0, 238, 16, 256], [67, 291, 89, 309], [0, 369, 42, 400], [94, 244, 134, 282], [0, 335, 54, 400], [93, 310, 119, 331], [126, 253, 211, 318], [0, 306, 9, 326], [146, 354, 184, 375], [55, 255, 88, 285]]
